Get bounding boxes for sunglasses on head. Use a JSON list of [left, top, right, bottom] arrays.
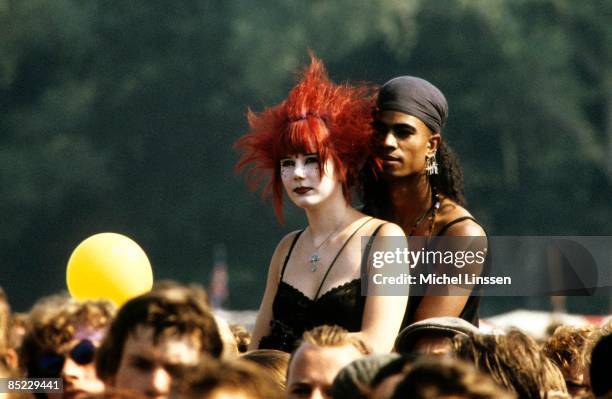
[[36, 339, 96, 377]]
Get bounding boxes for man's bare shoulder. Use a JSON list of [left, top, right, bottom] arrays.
[[434, 197, 485, 237]]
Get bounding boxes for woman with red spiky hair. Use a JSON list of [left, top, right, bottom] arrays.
[[235, 55, 408, 353]]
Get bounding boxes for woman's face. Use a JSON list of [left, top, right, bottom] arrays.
[[280, 153, 341, 209]]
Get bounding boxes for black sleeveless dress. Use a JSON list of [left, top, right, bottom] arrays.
[[401, 216, 487, 328], [259, 222, 384, 352]]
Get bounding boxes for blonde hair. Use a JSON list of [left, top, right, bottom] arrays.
[[230, 324, 251, 353], [170, 355, 283, 399], [241, 349, 290, 391], [214, 315, 238, 358], [454, 329, 567, 399], [301, 325, 371, 355], [543, 325, 598, 385]]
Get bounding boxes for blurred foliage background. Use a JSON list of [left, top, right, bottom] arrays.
[[1, 0, 611, 314]]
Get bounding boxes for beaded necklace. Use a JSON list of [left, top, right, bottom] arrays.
[[407, 190, 440, 237]]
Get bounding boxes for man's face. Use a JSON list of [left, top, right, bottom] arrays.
[[37, 329, 105, 399], [372, 110, 439, 179], [411, 335, 454, 356], [56, 339, 105, 399], [286, 343, 363, 399], [111, 325, 201, 399]]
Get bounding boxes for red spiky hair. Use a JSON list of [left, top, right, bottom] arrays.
[[235, 54, 376, 223]]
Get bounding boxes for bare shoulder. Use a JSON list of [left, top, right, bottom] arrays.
[[444, 219, 486, 237], [276, 229, 303, 252], [435, 198, 486, 237], [268, 229, 302, 276], [373, 220, 405, 237]]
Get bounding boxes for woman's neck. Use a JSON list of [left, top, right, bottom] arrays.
[[304, 193, 351, 239]]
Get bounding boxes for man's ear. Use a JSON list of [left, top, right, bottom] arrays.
[[4, 348, 18, 370], [427, 133, 441, 156]]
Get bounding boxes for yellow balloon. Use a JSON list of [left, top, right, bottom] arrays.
[[67, 233, 153, 306]]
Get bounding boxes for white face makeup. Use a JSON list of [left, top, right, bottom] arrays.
[[280, 153, 320, 180], [280, 153, 341, 209]]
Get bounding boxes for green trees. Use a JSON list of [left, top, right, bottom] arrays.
[[2, 0, 609, 310]]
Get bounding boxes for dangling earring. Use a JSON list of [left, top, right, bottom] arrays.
[[425, 152, 438, 176]]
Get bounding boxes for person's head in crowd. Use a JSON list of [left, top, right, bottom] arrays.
[[590, 333, 612, 398], [395, 316, 480, 356], [368, 355, 416, 399], [0, 357, 31, 399], [151, 281, 211, 308], [8, 312, 29, 370], [213, 315, 238, 358], [169, 355, 283, 399], [544, 325, 598, 397], [330, 353, 399, 399], [230, 324, 251, 354], [96, 283, 223, 399], [360, 75, 468, 219], [235, 53, 375, 225], [0, 288, 9, 348], [241, 349, 289, 392], [20, 294, 116, 399], [1, 356, 13, 399], [0, 287, 13, 370], [454, 329, 568, 399], [389, 357, 516, 399], [286, 325, 370, 399], [0, 365, 8, 399]]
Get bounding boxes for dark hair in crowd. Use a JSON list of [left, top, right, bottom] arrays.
[[390, 357, 516, 399], [360, 140, 465, 219], [590, 333, 612, 397], [96, 284, 223, 382]]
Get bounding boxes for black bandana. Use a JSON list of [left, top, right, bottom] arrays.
[[377, 76, 448, 133]]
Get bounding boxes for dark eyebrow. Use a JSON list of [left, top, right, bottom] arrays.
[[289, 382, 312, 389], [391, 123, 416, 132], [129, 353, 151, 361], [373, 121, 417, 132]]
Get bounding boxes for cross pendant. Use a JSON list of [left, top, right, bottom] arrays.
[[310, 252, 320, 272]]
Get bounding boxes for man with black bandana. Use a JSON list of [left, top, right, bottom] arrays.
[[360, 76, 487, 331]]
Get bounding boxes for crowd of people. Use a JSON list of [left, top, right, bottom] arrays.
[[1, 55, 608, 398], [1, 284, 612, 399]]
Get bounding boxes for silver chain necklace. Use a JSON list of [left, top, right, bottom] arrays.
[[308, 210, 347, 272]]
